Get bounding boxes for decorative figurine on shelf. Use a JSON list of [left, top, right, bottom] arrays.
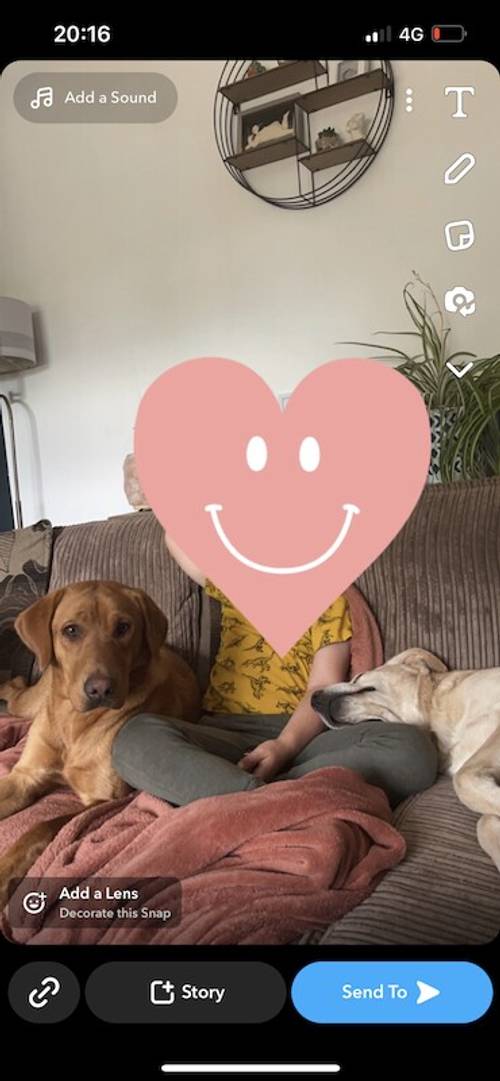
[[315, 126, 343, 152], [244, 61, 268, 79], [245, 110, 294, 150], [346, 112, 369, 141]]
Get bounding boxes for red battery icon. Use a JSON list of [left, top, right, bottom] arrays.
[[432, 25, 466, 42]]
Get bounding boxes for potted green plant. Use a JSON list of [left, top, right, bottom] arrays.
[[345, 273, 500, 483]]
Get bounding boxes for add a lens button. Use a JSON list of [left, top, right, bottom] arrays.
[[291, 962, 493, 1024]]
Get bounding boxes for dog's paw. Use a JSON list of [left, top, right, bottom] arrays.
[[0, 778, 19, 820], [0, 803, 13, 823]]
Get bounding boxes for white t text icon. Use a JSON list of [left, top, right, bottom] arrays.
[[444, 86, 475, 118]]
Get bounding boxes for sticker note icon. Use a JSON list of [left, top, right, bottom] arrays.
[[444, 220, 475, 251]]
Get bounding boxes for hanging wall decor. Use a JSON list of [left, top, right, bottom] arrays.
[[214, 59, 394, 209]]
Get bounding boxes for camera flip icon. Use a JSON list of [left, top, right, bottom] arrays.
[[444, 286, 476, 318]]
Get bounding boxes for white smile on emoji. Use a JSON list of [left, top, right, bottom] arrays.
[[203, 503, 360, 575]]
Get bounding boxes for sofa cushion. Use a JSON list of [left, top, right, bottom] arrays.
[[302, 776, 500, 945], [0, 520, 53, 682], [356, 477, 500, 669], [49, 512, 201, 671]]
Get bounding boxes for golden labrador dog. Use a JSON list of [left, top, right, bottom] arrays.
[[311, 648, 500, 871], [0, 581, 200, 905]]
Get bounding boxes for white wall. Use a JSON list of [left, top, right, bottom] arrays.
[[0, 59, 498, 526]]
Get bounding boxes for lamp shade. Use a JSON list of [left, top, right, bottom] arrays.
[[0, 297, 36, 374]]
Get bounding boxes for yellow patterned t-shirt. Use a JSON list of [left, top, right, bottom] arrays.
[[202, 582, 352, 715]]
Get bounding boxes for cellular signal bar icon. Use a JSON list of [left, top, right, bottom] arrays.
[[365, 27, 392, 43]]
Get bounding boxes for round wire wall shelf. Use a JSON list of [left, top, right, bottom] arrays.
[[214, 59, 394, 210]]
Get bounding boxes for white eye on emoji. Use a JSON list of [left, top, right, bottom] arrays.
[[299, 435, 321, 472], [246, 435, 268, 472]]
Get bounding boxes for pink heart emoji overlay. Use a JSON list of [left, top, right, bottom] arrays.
[[135, 357, 430, 655]]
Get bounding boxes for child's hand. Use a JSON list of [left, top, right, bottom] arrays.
[[238, 739, 292, 782]]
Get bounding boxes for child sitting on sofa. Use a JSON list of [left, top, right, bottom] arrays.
[[112, 533, 438, 808]]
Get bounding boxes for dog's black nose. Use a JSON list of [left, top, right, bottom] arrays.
[[84, 674, 115, 706], [311, 690, 326, 712]]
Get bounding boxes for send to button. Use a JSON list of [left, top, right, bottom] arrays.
[[291, 962, 493, 1024]]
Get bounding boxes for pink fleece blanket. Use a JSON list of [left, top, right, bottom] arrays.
[[0, 716, 404, 945]]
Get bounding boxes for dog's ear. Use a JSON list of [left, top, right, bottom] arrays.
[[129, 589, 168, 658], [386, 648, 448, 674], [14, 589, 65, 671]]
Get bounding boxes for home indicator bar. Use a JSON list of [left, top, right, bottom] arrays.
[[160, 1067, 342, 1076]]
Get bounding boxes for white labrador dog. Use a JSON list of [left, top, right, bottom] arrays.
[[311, 648, 500, 871]]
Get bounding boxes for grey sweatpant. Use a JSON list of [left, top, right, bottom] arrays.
[[112, 712, 438, 809]]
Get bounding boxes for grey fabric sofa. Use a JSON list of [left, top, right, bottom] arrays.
[[6, 477, 500, 944]]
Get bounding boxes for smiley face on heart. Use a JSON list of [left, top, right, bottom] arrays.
[[134, 357, 430, 655]]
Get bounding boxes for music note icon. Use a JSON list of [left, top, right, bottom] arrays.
[[30, 86, 54, 110]]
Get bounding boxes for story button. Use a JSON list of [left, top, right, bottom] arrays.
[[86, 962, 286, 1023]]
